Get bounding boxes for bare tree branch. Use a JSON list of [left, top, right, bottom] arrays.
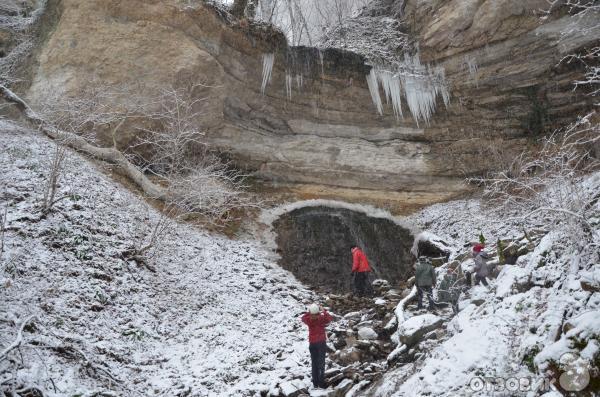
[[0, 315, 35, 360]]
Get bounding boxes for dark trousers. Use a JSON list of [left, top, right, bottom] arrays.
[[353, 272, 370, 297], [309, 341, 327, 388], [417, 285, 435, 309], [466, 272, 489, 287]]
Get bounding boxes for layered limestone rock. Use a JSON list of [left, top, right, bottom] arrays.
[[24, 0, 599, 207]]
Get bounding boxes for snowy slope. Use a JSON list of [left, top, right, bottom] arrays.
[[0, 121, 316, 396], [365, 181, 600, 396]]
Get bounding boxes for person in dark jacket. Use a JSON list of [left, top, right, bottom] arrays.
[[301, 304, 333, 389], [438, 266, 461, 314], [415, 256, 436, 310], [351, 246, 372, 297]]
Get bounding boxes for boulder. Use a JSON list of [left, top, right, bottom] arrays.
[[580, 270, 600, 292], [495, 265, 532, 298], [431, 257, 446, 267], [398, 314, 444, 346], [279, 380, 307, 397], [411, 232, 452, 259], [502, 241, 522, 265], [357, 327, 378, 340], [334, 347, 362, 365], [332, 379, 354, 396], [308, 379, 354, 397]]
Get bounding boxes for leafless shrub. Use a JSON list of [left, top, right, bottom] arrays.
[[132, 85, 255, 223], [40, 141, 68, 214], [475, 112, 600, 243], [34, 83, 148, 148], [6, 81, 256, 260], [124, 85, 257, 261]]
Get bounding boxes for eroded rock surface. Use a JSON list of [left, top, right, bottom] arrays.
[[273, 206, 414, 292], [22, 0, 600, 204]]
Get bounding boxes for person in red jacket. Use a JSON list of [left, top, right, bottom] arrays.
[[351, 246, 372, 297], [301, 304, 333, 389]]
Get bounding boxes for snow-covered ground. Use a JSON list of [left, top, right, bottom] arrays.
[[366, 179, 600, 396], [0, 121, 317, 396], [1, 119, 598, 397]]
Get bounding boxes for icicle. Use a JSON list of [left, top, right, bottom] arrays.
[[366, 68, 383, 116], [318, 49, 324, 76], [378, 70, 393, 104], [389, 75, 403, 120], [465, 56, 478, 77], [366, 52, 450, 125], [285, 71, 293, 100], [261, 53, 275, 95], [463, 56, 479, 87], [296, 73, 303, 89]]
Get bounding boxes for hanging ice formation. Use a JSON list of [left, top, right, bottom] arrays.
[[366, 69, 383, 116], [465, 56, 478, 77], [261, 53, 275, 94], [318, 49, 324, 77], [366, 53, 450, 126], [464, 55, 479, 87], [285, 71, 293, 100], [296, 74, 303, 89]]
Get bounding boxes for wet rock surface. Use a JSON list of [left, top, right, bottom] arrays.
[[273, 206, 414, 293]]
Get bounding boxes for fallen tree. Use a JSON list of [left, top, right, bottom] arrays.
[[0, 84, 167, 200]]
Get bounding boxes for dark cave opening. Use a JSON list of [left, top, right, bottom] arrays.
[[273, 206, 415, 293]]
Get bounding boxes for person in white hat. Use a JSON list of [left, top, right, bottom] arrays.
[[301, 304, 332, 388]]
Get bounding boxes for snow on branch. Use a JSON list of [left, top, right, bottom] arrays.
[[0, 84, 256, 233], [474, 111, 600, 243], [0, 315, 35, 360]]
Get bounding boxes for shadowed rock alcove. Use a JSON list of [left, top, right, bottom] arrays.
[[273, 206, 415, 293]]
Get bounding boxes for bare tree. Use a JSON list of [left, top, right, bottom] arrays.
[[1, 81, 256, 240], [33, 83, 146, 214], [476, 112, 600, 243], [475, 0, 600, 247], [0, 206, 7, 262], [5, 82, 255, 262], [123, 85, 256, 262], [40, 141, 68, 214], [253, 0, 368, 46]]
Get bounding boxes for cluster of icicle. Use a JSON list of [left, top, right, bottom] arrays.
[[366, 53, 450, 126], [261, 53, 275, 94], [261, 51, 318, 98], [285, 72, 304, 100]]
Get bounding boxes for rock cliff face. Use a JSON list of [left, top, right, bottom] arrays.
[[24, 0, 599, 207]]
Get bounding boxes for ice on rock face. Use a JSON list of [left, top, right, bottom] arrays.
[[261, 53, 275, 95], [285, 71, 293, 100], [365, 53, 450, 126], [367, 68, 383, 116]]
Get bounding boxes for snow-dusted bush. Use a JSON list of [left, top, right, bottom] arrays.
[[478, 0, 600, 247], [27, 84, 255, 258], [478, 116, 599, 245]]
